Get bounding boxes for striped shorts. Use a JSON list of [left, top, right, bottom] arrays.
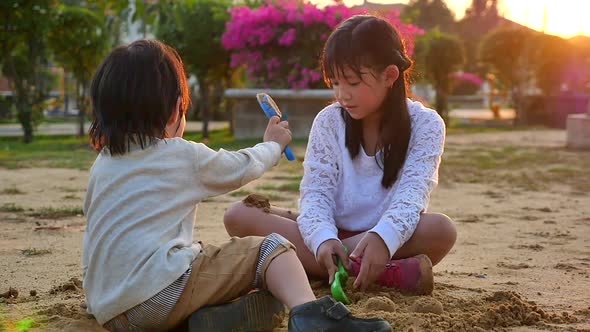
[[103, 233, 289, 331]]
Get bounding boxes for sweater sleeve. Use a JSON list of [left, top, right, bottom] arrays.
[[192, 141, 282, 197], [370, 108, 446, 258], [297, 107, 342, 257]]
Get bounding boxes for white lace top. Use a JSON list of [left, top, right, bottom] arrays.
[[297, 99, 445, 258]]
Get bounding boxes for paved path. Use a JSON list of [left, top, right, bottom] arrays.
[[0, 121, 229, 137], [0, 108, 515, 137]]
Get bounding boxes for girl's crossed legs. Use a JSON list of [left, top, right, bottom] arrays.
[[223, 195, 457, 280]]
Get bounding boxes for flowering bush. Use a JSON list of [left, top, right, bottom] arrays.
[[449, 72, 484, 94], [222, 1, 423, 89], [450, 72, 484, 86]]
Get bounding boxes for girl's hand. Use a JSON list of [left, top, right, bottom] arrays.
[[350, 232, 390, 290], [316, 239, 350, 285]]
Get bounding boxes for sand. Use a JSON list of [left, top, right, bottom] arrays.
[[0, 129, 588, 331]]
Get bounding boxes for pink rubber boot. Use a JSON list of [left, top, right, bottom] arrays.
[[350, 254, 434, 295]]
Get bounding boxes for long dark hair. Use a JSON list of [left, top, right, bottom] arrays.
[[321, 15, 412, 188], [89, 39, 190, 155]]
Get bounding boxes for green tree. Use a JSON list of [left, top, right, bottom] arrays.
[[455, 0, 501, 74], [0, 0, 57, 143], [479, 27, 534, 123], [531, 34, 572, 95], [568, 36, 590, 93], [48, 5, 109, 136], [156, 0, 233, 139], [421, 31, 465, 124], [402, 0, 456, 33], [58, 0, 130, 116], [131, 0, 160, 38]]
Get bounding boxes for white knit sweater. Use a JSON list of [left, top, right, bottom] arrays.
[[82, 138, 281, 324], [297, 99, 445, 258]]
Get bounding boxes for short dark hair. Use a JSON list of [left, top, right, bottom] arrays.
[[321, 15, 412, 188], [89, 39, 190, 155]]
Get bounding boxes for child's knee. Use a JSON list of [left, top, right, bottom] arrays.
[[434, 214, 456, 248], [224, 201, 243, 223], [223, 201, 249, 233], [255, 233, 296, 287]]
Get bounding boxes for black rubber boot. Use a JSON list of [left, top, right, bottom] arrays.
[[288, 296, 392, 332], [187, 290, 285, 332]]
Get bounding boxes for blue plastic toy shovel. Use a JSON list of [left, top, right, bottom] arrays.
[[256, 93, 295, 161]]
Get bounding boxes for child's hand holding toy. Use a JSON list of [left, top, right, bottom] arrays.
[[257, 93, 296, 161]]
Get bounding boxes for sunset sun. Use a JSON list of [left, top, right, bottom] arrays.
[[311, 0, 590, 38]]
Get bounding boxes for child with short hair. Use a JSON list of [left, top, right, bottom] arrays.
[[82, 39, 391, 332]]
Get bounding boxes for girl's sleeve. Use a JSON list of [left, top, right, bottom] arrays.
[[370, 110, 446, 258], [297, 109, 342, 257], [192, 141, 282, 197]]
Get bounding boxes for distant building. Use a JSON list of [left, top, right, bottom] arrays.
[[0, 77, 11, 98], [351, 0, 407, 15]]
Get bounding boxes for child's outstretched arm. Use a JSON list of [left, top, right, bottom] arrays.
[[193, 116, 291, 198]]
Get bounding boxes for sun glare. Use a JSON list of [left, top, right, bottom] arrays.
[[504, 0, 589, 38], [310, 0, 589, 38]]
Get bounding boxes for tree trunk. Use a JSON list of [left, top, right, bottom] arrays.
[[16, 102, 33, 144], [211, 81, 224, 121], [63, 72, 70, 115], [3, 50, 35, 143], [77, 81, 86, 137], [511, 86, 523, 126], [435, 87, 449, 126], [198, 82, 211, 139]]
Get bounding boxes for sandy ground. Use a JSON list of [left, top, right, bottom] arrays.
[[0, 129, 589, 331]]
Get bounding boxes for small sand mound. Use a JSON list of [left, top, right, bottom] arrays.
[[49, 278, 83, 294], [275, 285, 581, 332], [0, 287, 19, 299], [38, 303, 89, 320], [411, 297, 443, 314], [243, 194, 271, 213], [363, 296, 397, 312]]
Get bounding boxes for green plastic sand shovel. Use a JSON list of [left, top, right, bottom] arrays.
[[331, 247, 351, 305]]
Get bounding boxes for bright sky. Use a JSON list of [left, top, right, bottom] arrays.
[[309, 0, 589, 38]]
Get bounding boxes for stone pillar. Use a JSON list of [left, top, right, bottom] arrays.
[[566, 100, 590, 149]]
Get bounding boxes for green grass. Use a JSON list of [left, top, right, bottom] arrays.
[[256, 181, 300, 192], [0, 134, 96, 169], [2, 125, 588, 193], [62, 194, 78, 200], [229, 189, 252, 197], [0, 128, 307, 170], [1, 187, 25, 195], [26, 206, 83, 219], [58, 187, 80, 193], [441, 145, 590, 191], [0, 203, 25, 212], [260, 192, 291, 201], [270, 175, 303, 181], [21, 248, 52, 256], [446, 124, 540, 135]]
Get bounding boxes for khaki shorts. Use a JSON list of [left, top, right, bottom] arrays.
[[104, 235, 294, 331], [162, 235, 294, 330]]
